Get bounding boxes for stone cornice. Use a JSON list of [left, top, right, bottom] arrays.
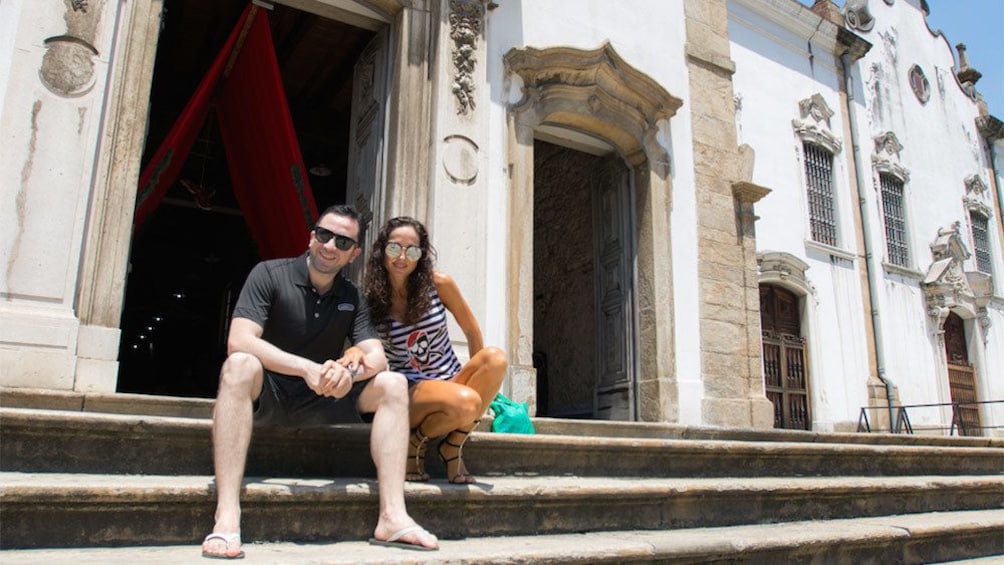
[[505, 43, 682, 175]]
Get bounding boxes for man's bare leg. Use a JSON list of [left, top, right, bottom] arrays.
[[202, 352, 264, 558], [359, 371, 439, 550]]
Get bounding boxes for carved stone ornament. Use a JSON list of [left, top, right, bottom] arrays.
[[449, 0, 485, 115], [758, 251, 815, 299], [40, 37, 98, 96], [40, 1, 103, 97], [871, 131, 909, 182], [964, 174, 988, 196], [844, 0, 875, 32], [873, 131, 903, 157], [505, 43, 682, 177], [792, 94, 842, 154], [964, 195, 992, 219], [922, 222, 992, 340]]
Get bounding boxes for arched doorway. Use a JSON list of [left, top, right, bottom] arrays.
[[504, 44, 682, 421], [759, 284, 811, 430], [943, 312, 981, 436]]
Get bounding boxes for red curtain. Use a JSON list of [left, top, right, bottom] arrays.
[[134, 4, 317, 259]]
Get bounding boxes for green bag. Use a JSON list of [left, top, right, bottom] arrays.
[[489, 393, 535, 434]]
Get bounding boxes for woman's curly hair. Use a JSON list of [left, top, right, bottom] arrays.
[[363, 216, 437, 327]]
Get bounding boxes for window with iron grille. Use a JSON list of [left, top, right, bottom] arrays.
[[879, 173, 909, 267], [970, 210, 992, 274], [803, 142, 837, 246]]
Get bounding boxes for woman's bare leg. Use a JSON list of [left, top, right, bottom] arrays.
[[410, 347, 507, 482]]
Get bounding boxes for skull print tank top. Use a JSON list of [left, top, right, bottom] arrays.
[[380, 289, 463, 384]]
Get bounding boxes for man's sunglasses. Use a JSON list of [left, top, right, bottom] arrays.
[[384, 241, 423, 262], [314, 226, 357, 251]]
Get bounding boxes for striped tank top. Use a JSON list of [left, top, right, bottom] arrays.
[[380, 289, 463, 384]]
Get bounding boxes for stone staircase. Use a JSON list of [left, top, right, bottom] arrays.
[[1, 387, 1002, 564]]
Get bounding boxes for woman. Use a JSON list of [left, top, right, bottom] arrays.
[[364, 217, 507, 484]]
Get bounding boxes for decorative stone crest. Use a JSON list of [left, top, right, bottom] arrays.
[[873, 131, 903, 157], [505, 43, 682, 177], [872, 131, 909, 181], [964, 174, 988, 196], [792, 94, 842, 154], [449, 0, 485, 115], [40, 1, 104, 96], [964, 176, 992, 218], [758, 251, 815, 299], [922, 222, 993, 339]]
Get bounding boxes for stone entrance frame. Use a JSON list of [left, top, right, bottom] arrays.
[[504, 44, 684, 421], [75, 0, 432, 392]]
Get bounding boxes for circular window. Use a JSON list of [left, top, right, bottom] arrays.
[[909, 65, 930, 104]]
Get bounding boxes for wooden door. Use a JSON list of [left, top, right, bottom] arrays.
[[944, 312, 981, 436], [345, 29, 389, 276], [760, 285, 810, 430], [592, 157, 635, 420]]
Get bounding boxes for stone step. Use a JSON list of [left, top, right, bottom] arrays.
[[3, 407, 1002, 478], [5, 387, 1001, 448], [2, 472, 1001, 548], [1, 509, 1001, 563]]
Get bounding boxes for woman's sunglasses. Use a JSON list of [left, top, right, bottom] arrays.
[[384, 241, 423, 261], [314, 226, 357, 251]]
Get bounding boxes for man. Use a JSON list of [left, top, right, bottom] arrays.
[[201, 205, 439, 559]]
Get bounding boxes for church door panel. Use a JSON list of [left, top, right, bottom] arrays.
[[345, 28, 390, 271], [592, 157, 635, 421], [943, 312, 981, 436], [760, 285, 810, 430]]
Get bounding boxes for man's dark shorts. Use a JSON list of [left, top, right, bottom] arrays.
[[253, 370, 370, 427]]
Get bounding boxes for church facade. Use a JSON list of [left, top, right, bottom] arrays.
[[1, 0, 1001, 435]]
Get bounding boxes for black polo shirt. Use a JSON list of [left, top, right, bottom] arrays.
[[231, 253, 377, 370]]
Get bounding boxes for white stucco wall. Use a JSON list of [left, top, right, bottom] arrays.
[[853, 0, 1002, 433], [730, 0, 1002, 434], [0, 0, 23, 115], [728, 0, 871, 430]]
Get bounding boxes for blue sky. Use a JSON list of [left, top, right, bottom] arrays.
[[799, 0, 1004, 118], [925, 0, 1004, 118]]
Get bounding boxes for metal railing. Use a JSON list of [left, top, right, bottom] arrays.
[[857, 400, 1004, 436]]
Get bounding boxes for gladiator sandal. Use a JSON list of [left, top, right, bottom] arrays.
[[406, 425, 431, 482], [437, 420, 480, 484]]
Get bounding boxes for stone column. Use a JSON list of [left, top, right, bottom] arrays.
[[684, 0, 773, 428], [0, 0, 141, 392]]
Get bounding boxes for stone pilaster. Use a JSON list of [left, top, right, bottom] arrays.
[[684, 0, 773, 428], [1, 0, 132, 391], [429, 0, 490, 365]]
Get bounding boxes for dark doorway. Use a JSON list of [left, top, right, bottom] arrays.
[[532, 140, 636, 420], [117, 0, 375, 397]]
